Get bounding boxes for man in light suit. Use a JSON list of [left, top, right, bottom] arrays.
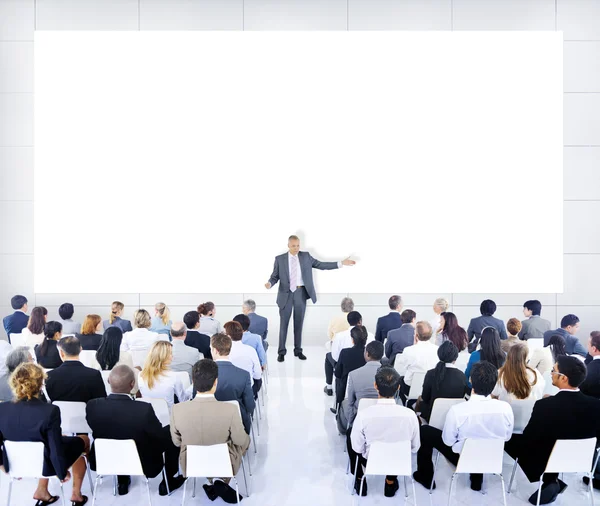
[[265, 235, 355, 362], [3, 294, 29, 343], [242, 299, 269, 351], [169, 322, 201, 379], [519, 299, 551, 340]]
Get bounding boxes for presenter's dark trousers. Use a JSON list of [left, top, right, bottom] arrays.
[[278, 287, 307, 356]]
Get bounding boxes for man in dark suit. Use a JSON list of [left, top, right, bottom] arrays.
[[2, 294, 29, 342], [385, 309, 416, 365], [333, 326, 368, 408], [543, 314, 587, 357], [505, 356, 600, 504], [265, 235, 355, 362], [581, 331, 600, 399], [243, 299, 269, 351], [183, 310, 212, 359], [375, 295, 403, 343], [46, 336, 106, 402], [467, 299, 508, 345], [210, 333, 255, 434], [86, 365, 185, 496]]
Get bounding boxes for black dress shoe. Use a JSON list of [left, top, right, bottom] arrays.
[[470, 475, 483, 492], [203, 484, 218, 501], [583, 476, 600, 490], [213, 479, 243, 503], [528, 480, 561, 505], [323, 386, 333, 396], [413, 471, 435, 490], [277, 354, 284, 362], [354, 478, 367, 496], [384, 478, 399, 497], [117, 476, 131, 496], [295, 352, 307, 360], [159, 475, 186, 496]]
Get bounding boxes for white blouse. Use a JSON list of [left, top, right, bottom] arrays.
[[492, 368, 546, 403], [23, 327, 44, 348], [121, 328, 165, 352], [138, 370, 189, 411]]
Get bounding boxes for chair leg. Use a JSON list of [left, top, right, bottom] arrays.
[[447, 473, 456, 506], [247, 450, 253, 477], [192, 477, 196, 498], [145, 477, 152, 506], [250, 422, 257, 454], [241, 457, 250, 496], [256, 396, 262, 420], [590, 472, 595, 506], [7, 479, 12, 506], [113, 475, 117, 496], [234, 478, 240, 504], [431, 451, 439, 494], [162, 452, 171, 495], [499, 474, 507, 506], [403, 475, 408, 499], [85, 458, 94, 494], [536, 473, 544, 506], [508, 458, 519, 494], [60, 481, 66, 506], [254, 412, 261, 437], [358, 476, 365, 502], [411, 477, 418, 506], [91, 475, 100, 506], [180, 478, 188, 506]]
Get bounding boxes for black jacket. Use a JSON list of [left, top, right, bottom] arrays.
[[185, 330, 212, 360], [46, 361, 107, 402], [420, 366, 468, 421], [76, 333, 103, 351], [35, 339, 63, 369], [375, 312, 402, 343], [580, 359, 600, 399], [334, 345, 366, 404]]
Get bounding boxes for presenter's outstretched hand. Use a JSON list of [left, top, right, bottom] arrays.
[[342, 257, 356, 266], [265, 282, 271, 289]]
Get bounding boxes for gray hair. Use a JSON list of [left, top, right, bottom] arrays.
[[243, 299, 256, 312], [170, 322, 187, 338], [6, 346, 31, 373], [340, 297, 354, 313], [434, 298, 449, 312]]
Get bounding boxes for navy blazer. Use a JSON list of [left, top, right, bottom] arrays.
[[375, 312, 402, 343], [0, 398, 71, 479], [543, 328, 587, 357], [102, 317, 133, 333], [214, 360, 255, 434], [247, 312, 268, 342], [184, 330, 212, 360], [3, 311, 29, 341], [46, 361, 107, 402]]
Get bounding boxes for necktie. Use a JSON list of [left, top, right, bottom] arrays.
[[290, 255, 298, 292]]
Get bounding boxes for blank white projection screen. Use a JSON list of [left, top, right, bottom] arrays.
[[34, 32, 563, 294]]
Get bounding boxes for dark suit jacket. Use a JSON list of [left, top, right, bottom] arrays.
[[185, 330, 212, 360], [0, 398, 71, 479], [581, 359, 600, 399], [76, 333, 102, 351], [35, 339, 63, 369], [375, 312, 402, 343], [248, 312, 268, 341], [543, 328, 587, 357], [46, 361, 107, 402], [102, 317, 133, 333], [420, 366, 467, 421], [3, 311, 29, 341], [385, 324, 415, 365], [267, 251, 338, 308], [467, 315, 508, 341], [334, 345, 366, 404], [86, 394, 170, 478], [213, 360, 255, 434]]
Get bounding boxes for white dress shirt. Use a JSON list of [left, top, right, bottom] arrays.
[[121, 327, 165, 352], [396, 340, 439, 386], [138, 370, 190, 411], [430, 314, 443, 343], [287, 252, 343, 291], [351, 398, 421, 459], [331, 327, 375, 362], [442, 394, 514, 453], [229, 340, 262, 384], [492, 368, 546, 402]]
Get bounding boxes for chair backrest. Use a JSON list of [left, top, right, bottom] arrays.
[[78, 350, 96, 368], [545, 438, 598, 473], [131, 349, 149, 368], [527, 338, 544, 351], [407, 372, 426, 400], [364, 440, 413, 477], [4, 441, 45, 478], [94, 439, 145, 476], [136, 397, 170, 427], [394, 357, 407, 376], [357, 398, 378, 413], [429, 398, 466, 430], [9, 333, 25, 348], [455, 438, 505, 474], [53, 401, 92, 434], [542, 371, 559, 396], [510, 399, 536, 434], [186, 443, 235, 478], [173, 370, 191, 390], [100, 370, 111, 394], [455, 351, 470, 371]]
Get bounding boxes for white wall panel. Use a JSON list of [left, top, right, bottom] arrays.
[[564, 201, 600, 253], [0, 0, 34, 41], [0, 42, 33, 92], [558, 0, 600, 41], [140, 0, 243, 30], [564, 93, 600, 146], [0, 93, 32, 146], [243, 0, 347, 30], [453, 0, 555, 31], [558, 254, 600, 306], [35, 293, 139, 307], [0, 147, 33, 200], [139, 293, 243, 307], [564, 147, 600, 200], [36, 0, 139, 30], [348, 0, 451, 30], [0, 201, 33, 254], [564, 42, 600, 92], [0, 255, 33, 304]]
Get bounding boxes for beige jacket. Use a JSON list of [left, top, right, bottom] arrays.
[[170, 395, 250, 476]]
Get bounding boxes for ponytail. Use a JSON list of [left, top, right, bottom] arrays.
[[109, 301, 124, 324], [155, 302, 170, 325], [434, 341, 459, 390]]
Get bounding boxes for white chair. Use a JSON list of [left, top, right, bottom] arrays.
[[91, 439, 151, 506], [394, 358, 407, 377], [79, 350, 96, 368], [224, 399, 252, 491], [173, 370, 191, 390], [527, 339, 544, 352], [131, 349, 149, 368], [455, 351, 470, 371], [4, 441, 66, 506], [510, 399, 536, 435], [9, 333, 25, 348], [407, 372, 426, 402], [181, 444, 241, 506], [448, 438, 507, 506], [354, 440, 417, 503], [100, 370, 111, 393], [542, 371, 559, 396], [137, 397, 170, 427], [346, 398, 379, 475]]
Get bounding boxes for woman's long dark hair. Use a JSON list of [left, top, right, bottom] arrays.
[[96, 327, 124, 370], [548, 334, 567, 362], [480, 327, 506, 369], [38, 321, 62, 357], [441, 312, 468, 352], [434, 341, 459, 390]]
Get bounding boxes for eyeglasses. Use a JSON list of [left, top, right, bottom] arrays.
[[550, 370, 565, 377]]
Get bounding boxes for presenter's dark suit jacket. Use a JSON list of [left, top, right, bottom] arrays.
[[184, 330, 212, 360], [213, 360, 255, 434], [268, 251, 338, 308], [86, 394, 169, 477], [248, 312, 268, 341], [334, 345, 366, 404], [46, 361, 107, 402], [3, 311, 29, 341], [375, 312, 402, 343], [581, 359, 600, 399]]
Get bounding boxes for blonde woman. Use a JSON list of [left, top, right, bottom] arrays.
[[103, 301, 133, 332], [150, 302, 172, 337], [197, 302, 223, 336], [121, 309, 167, 367], [431, 298, 449, 340], [138, 341, 189, 410]]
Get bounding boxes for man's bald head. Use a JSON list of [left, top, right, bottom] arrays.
[[108, 365, 135, 394], [170, 322, 187, 340]]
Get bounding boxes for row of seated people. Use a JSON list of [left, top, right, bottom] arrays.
[[0, 333, 262, 504]]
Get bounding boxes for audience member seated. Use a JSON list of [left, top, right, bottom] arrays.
[[183, 310, 212, 360], [0, 346, 33, 401], [385, 309, 417, 365], [505, 356, 600, 503], [0, 363, 89, 505], [35, 321, 63, 369], [46, 336, 107, 402], [435, 311, 468, 351], [198, 301, 223, 336], [76, 314, 103, 350], [579, 331, 600, 399], [169, 322, 201, 379], [327, 296, 354, 341], [548, 334, 569, 363], [242, 298, 269, 351], [103, 300, 133, 332], [138, 341, 189, 411], [492, 343, 545, 402], [501, 318, 522, 354], [121, 309, 166, 366], [58, 302, 81, 335], [374, 295, 403, 343], [543, 314, 586, 357], [92, 327, 135, 371], [467, 300, 507, 350], [23, 306, 48, 347], [430, 298, 449, 338], [224, 321, 262, 396], [210, 333, 255, 434], [519, 300, 551, 340], [465, 327, 506, 388], [150, 302, 172, 337], [527, 338, 554, 376], [171, 359, 250, 503], [3, 294, 29, 341], [413, 361, 514, 492], [397, 321, 438, 398], [333, 326, 368, 411], [350, 366, 420, 497], [233, 314, 267, 367], [86, 365, 185, 496], [417, 342, 467, 422]]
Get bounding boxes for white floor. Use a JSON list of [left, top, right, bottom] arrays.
[[2, 345, 598, 506]]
